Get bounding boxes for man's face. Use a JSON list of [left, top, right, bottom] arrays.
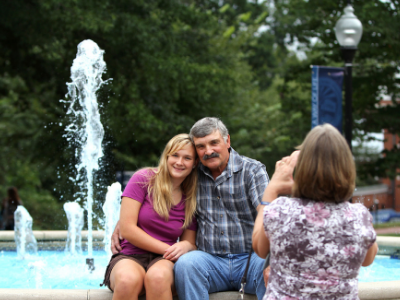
[[193, 130, 230, 172]]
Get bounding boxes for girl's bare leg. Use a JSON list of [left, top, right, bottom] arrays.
[[110, 259, 146, 300], [144, 259, 176, 300]]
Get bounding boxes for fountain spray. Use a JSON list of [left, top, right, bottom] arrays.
[[63, 39, 109, 270]]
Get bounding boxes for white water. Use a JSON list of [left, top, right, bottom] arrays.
[[64, 202, 84, 255], [63, 39, 109, 257], [14, 206, 37, 258], [102, 182, 122, 256], [28, 260, 46, 289]]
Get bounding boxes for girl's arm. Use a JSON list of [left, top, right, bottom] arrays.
[[163, 229, 197, 261], [120, 196, 171, 255], [362, 241, 378, 267]]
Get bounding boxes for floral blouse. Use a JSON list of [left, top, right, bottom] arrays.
[[263, 197, 376, 300]]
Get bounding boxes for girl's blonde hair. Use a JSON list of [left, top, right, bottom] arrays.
[[292, 124, 356, 203], [147, 133, 197, 228]]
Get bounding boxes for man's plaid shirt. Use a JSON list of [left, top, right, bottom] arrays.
[[195, 148, 269, 254]]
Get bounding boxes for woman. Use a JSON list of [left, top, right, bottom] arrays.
[[1, 187, 23, 230], [102, 133, 198, 300], [253, 124, 378, 299]]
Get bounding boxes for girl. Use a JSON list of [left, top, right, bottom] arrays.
[[103, 134, 198, 300]]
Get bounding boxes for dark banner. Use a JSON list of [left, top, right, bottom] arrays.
[[311, 66, 344, 132]]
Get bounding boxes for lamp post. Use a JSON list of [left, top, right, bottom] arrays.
[[334, 2, 363, 151]]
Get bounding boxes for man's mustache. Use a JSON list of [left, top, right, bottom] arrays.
[[203, 153, 219, 160]]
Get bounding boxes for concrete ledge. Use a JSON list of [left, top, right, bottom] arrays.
[[1, 231, 398, 243], [0, 289, 89, 300], [376, 236, 400, 248], [0, 231, 106, 251], [0, 290, 257, 300], [1, 283, 400, 300], [0, 231, 104, 241], [376, 236, 400, 256], [0, 231, 14, 241], [359, 281, 400, 300]]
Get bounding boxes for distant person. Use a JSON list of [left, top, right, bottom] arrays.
[[1, 187, 23, 230], [102, 133, 198, 300], [253, 124, 378, 299]]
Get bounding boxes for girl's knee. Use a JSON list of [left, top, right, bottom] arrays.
[[113, 272, 143, 295], [145, 266, 174, 291]]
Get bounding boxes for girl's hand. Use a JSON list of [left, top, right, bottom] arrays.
[[163, 241, 192, 261]]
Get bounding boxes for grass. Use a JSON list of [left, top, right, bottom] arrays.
[[373, 222, 400, 229]]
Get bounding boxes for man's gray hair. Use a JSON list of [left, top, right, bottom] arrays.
[[189, 117, 229, 142]]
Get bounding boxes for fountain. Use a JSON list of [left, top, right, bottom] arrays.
[[14, 206, 37, 258], [28, 260, 46, 289], [63, 202, 84, 255], [102, 182, 122, 257], [62, 39, 110, 267]]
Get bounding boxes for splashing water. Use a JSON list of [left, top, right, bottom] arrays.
[[64, 202, 84, 255], [14, 206, 38, 258], [28, 260, 46, 289], [102, 182, 122, 256], [62, 39, 110, 257]]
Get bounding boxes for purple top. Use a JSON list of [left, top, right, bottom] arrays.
[[263, 197, 376, 300], [120, 169, 197, 255]]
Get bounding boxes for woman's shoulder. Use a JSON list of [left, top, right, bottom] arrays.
[[268, 196, 301, 209], [350, 202, 368, 209], [345, 202, 371, 215], [348, 202, 374, 220]]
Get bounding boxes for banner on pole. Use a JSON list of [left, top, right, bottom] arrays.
[[311, 66, 344, 132]]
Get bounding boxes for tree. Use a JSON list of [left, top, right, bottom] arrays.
[[252, 0, 400, 182], [0, 0, 269, 228]]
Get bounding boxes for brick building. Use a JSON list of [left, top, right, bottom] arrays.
[[380, 128, 400, 212]]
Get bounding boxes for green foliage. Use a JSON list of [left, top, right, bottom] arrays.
[[374, 221, 400, 229], [1, 0, 399, 229], [0, 0, 269, 228], [257, 0, 400, 181]]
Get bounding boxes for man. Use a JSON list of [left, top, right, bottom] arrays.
[[174, 117, 269, 300], [112, 117, 269, 299]]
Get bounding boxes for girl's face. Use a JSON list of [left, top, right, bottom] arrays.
[[167, 144, 196, 181]]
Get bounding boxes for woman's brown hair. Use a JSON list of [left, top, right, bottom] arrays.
[[292, 124, 356, 203]]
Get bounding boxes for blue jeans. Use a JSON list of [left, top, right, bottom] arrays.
[[174, 250, 266, 300]]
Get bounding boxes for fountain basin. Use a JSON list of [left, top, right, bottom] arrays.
[[0, 230, 104, 251], [0, 232, 399, 300]]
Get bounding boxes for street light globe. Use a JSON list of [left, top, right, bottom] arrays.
[[334, 5, 363, 48]]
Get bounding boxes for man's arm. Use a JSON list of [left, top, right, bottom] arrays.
[[111, 221, 122, 254], [248, 163, 270, 210]]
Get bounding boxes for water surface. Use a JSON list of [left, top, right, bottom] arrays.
[[0, 251, 399, 289]]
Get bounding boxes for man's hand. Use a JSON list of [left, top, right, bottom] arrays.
[[111, 222, 122, 254], [263, 266, 270, 288]]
